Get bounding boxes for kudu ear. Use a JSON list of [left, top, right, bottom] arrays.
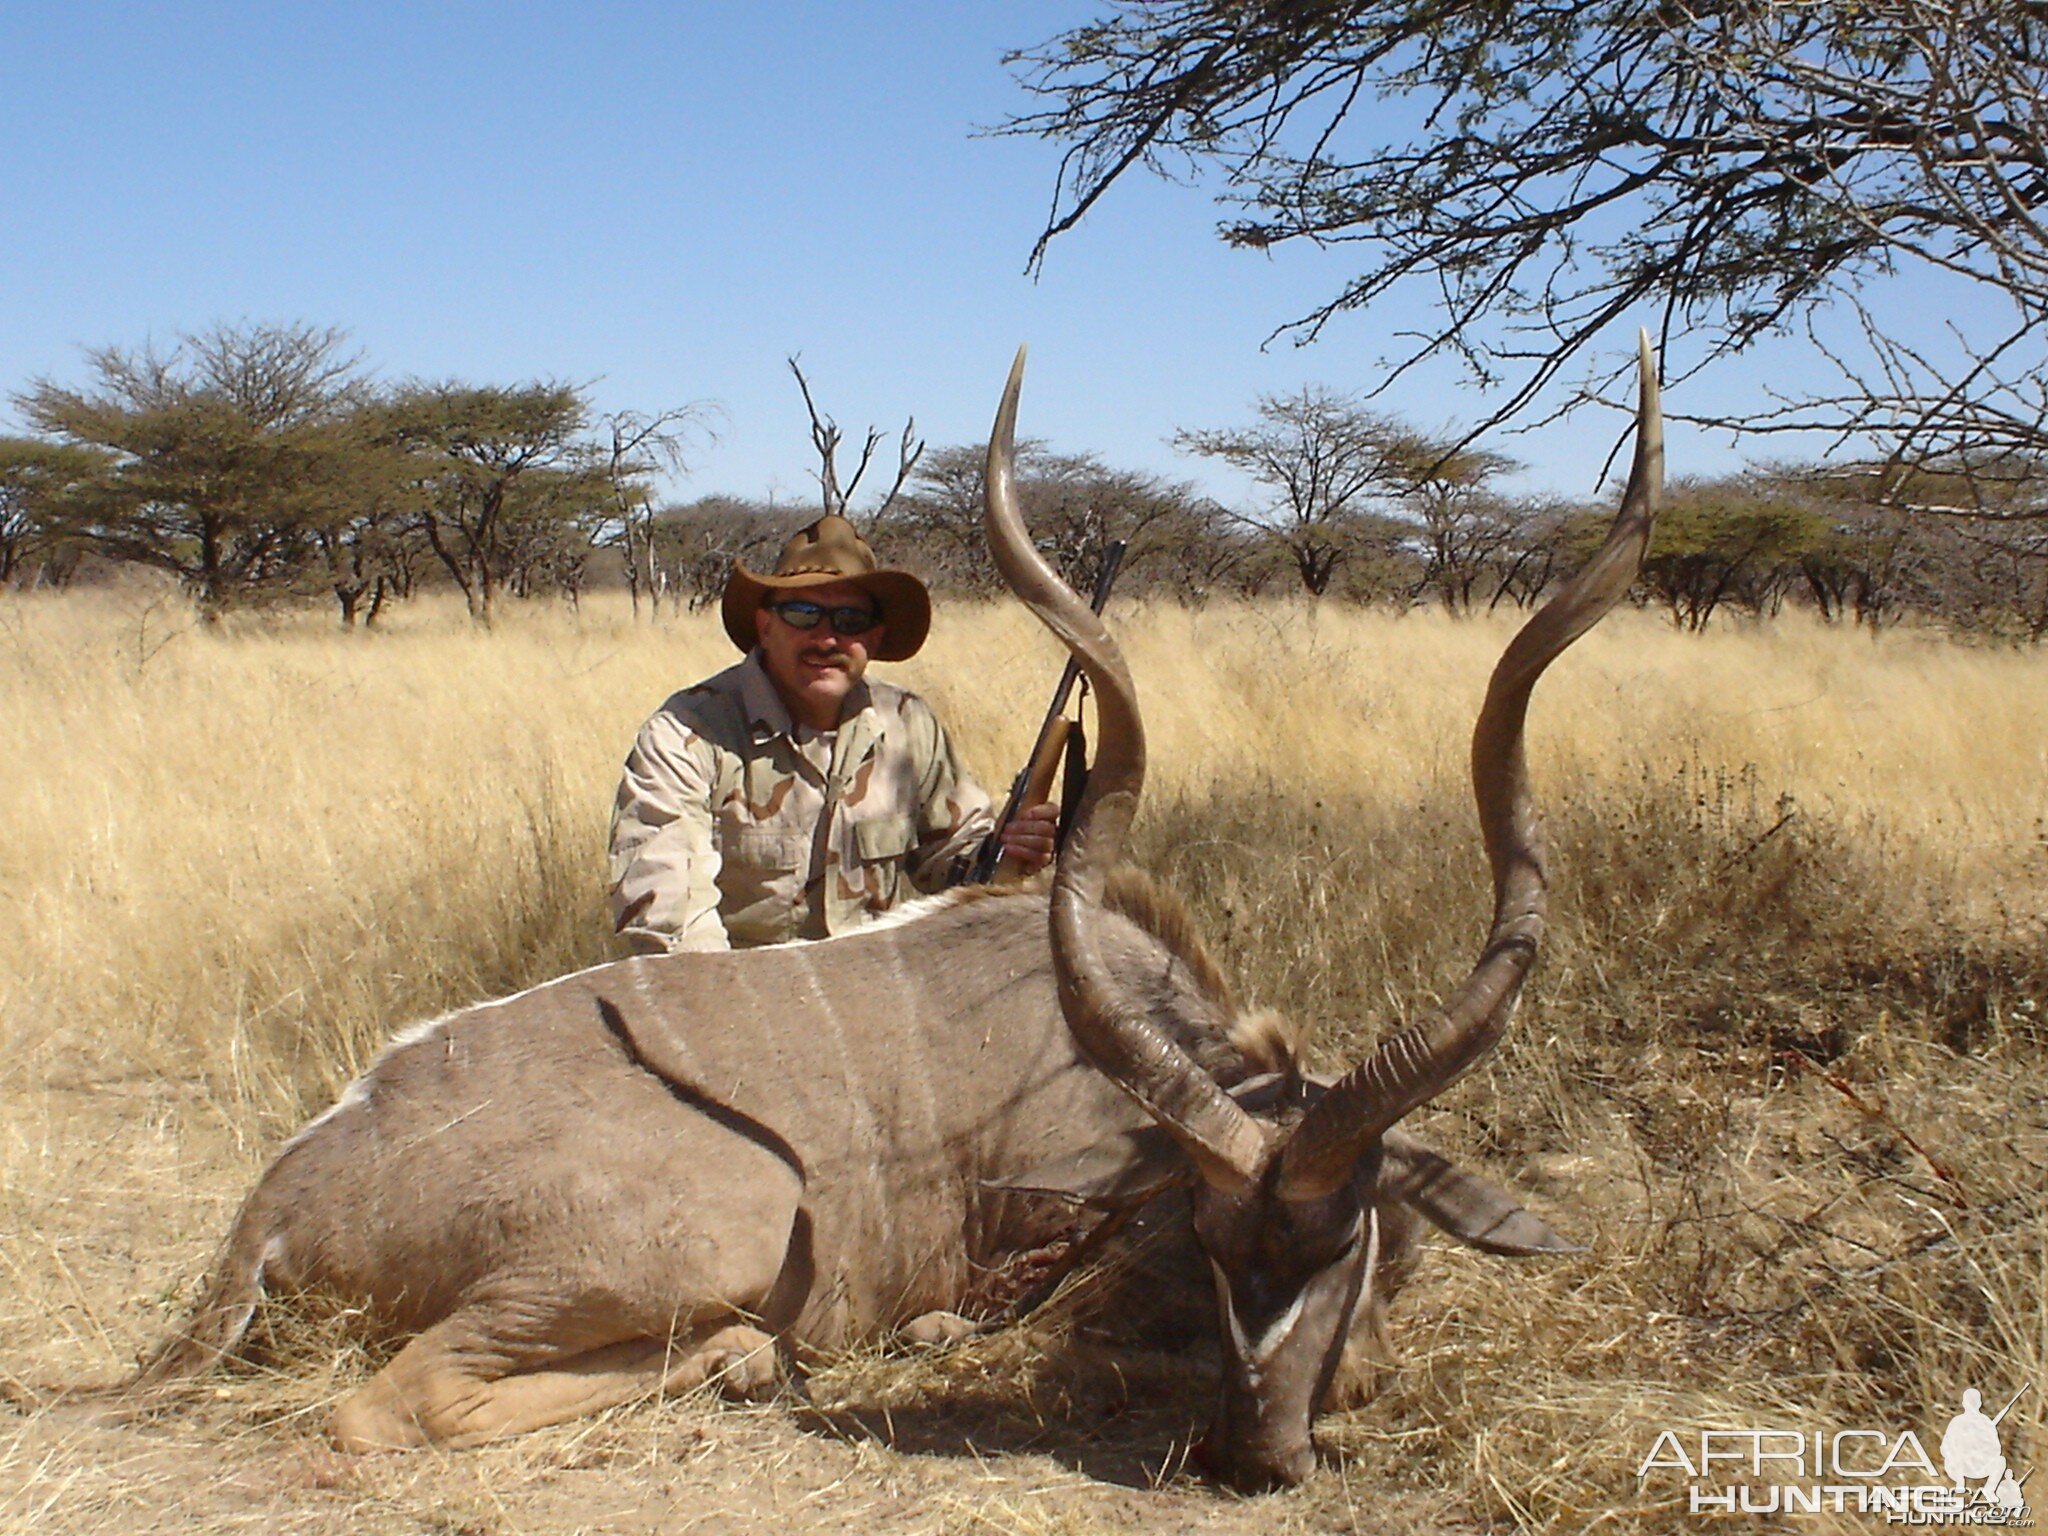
[[984, 1124, 1188, 1210], [1378, 1130, 1585, 1257]]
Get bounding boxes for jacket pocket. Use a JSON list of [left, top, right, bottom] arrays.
[[724, 826, 810, 875], [852, 814, 916, 865]]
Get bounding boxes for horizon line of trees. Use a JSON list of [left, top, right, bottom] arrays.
[[4, 322, 2044, 640]]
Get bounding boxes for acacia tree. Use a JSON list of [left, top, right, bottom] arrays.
[[654, 495, 801, 611], [899, 440, 1219, 595], [0, 438, 106, 588], [16, 323, 367, 618], [1639, 478, 1827, 629], [508, 465, 616, 604], [305, 418, 432, 628], [1477, 497, 1580, 612], [1963, 519, 2048, 639], [380, 382, 598, 624], [1790, 457, 2048, 631], [1007, 1, 2048, 475], [1174, 386, 1417, 596], [1389, 440, 1519, 610]]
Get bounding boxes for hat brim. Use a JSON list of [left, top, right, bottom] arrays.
[[721, 566, 931, 662]]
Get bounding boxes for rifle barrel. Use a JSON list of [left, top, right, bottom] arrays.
[[1991, 1383, 2030, 1425]]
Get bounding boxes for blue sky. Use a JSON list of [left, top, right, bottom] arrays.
[[0, 2, 1931, 511]]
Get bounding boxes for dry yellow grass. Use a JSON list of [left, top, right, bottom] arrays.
[[6, 588, 2040, 1112], [1, 585, 2043, 1534]]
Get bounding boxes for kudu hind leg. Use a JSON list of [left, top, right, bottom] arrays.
[[328, 1313, 780, 1452]]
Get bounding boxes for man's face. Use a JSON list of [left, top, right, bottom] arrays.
[[753, 579, 884, 729]]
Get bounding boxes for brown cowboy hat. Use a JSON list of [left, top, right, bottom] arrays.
[[721, 514, 932, 662]]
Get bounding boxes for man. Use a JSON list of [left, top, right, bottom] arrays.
[[609, 514, 1058, 953]]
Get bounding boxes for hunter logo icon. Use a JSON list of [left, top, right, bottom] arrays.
[[1943, 1386, 2032, 1516]]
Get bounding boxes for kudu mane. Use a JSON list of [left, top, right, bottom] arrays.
[[923, 870, 1284, 1085]]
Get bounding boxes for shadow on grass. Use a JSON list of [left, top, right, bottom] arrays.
[[792, 1343, 1218, 1489]]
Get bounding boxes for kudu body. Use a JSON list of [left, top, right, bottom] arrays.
[[123, 342, 1659, 1487], [129, 890, 1251, 1448]]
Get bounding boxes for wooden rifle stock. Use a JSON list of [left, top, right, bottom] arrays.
[[967, 539, 1126, 885], [991, 718, 1070, 882]]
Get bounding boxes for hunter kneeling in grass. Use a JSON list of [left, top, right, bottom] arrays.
[[608, 514, 1057, 952]]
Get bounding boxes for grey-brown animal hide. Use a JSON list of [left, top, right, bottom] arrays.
[[128, 884, 1265, 1448]]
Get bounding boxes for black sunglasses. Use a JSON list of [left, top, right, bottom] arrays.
[[768, 599, 882, 637]]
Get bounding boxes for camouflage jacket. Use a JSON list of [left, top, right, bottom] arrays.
[[608, 652, 995, 953]]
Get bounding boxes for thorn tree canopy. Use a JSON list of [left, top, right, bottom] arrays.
[[1173, 385, 1495, 595], [1005, 0, 2048, 483], [378, 380, 599, 625], [0, 438, 109, 588], [16, 322, 369, 618]]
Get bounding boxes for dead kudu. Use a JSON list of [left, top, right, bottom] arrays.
[[109, 341, 1660, 1490]]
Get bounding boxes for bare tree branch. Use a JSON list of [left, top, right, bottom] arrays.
[[1005, 0, 2048, 469], [785, 357, 925, 534]]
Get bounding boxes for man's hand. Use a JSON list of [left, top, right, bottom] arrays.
[[998, 802, 1060, 874]]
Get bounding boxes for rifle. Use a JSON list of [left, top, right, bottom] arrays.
[[967, 538, 1127, 884]]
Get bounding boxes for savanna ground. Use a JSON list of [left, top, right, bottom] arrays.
[[1, 588, 2042, 1535]]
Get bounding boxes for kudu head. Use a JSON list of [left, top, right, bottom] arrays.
[[983, 341, 1662, 1491]]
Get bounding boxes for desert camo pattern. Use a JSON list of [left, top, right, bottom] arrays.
[[608, 652, 994, 952]]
